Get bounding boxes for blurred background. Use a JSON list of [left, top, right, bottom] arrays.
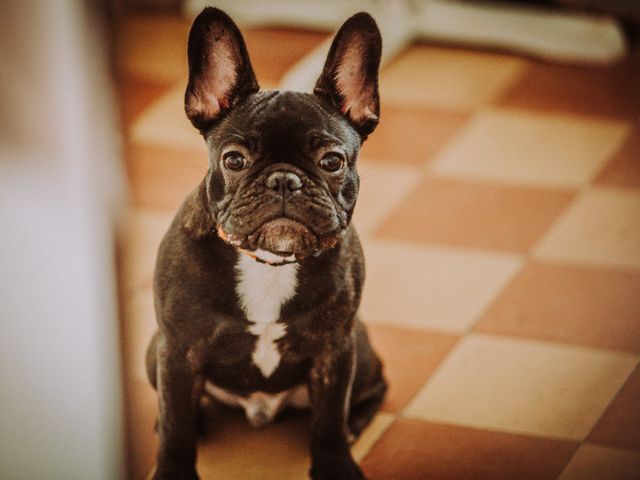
[[1, 1, 639, 479]]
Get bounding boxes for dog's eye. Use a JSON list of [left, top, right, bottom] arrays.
[[222, 151, 247, 171], [319, 152, 344, 172]]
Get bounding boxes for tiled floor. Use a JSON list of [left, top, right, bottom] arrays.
[[116, 12, 640, 480]]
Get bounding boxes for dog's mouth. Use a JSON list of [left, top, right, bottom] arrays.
[[247, 218, 316, 256], [218, 217, 341, 259]]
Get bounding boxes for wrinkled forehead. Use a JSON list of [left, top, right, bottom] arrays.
[[211, 90, 360, 152]]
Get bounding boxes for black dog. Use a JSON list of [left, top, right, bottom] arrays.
[[146, 7, 386, 479]]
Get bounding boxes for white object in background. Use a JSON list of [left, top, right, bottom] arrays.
[[185, 0, 627, 91], [413, 0, 627, 64], [0, 1, 125, 479]]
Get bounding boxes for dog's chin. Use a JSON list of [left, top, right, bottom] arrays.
[[219, 218, 343, 258], [247, 218, 319, 257]]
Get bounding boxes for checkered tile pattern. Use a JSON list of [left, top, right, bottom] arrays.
[[117, 14, 640, 480]]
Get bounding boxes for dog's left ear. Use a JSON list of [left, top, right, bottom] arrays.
[[314, 13, 382, 138], [185, 7, 259, 132]]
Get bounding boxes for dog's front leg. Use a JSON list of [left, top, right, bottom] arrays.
[[308, 333, 364, 480], [154, 336, 203, 480]]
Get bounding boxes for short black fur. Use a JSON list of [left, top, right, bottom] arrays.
[[148, 8, 386, 480]]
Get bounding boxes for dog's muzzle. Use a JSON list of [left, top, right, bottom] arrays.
[[247, 217, 317, 255], [216, 167, 344, 260]]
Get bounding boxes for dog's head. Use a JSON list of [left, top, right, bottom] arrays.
[[183, 8, 381, 259]]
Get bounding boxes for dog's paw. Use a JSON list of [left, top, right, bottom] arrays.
[[309, 452, 366, 480]]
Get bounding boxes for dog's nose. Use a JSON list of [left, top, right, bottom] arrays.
[[265, 171, 302, 193]]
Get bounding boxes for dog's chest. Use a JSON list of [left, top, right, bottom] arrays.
[[234, 253, 299, 377]]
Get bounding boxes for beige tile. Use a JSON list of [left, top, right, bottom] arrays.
[[351, 413, 395, 462], [367, 324, 459, 412], [534, 187, 640, 269], [131, 85, 207, 151], [353, 163, 423, 238], [380, 46, 526, 110], [359, 240, 523, 333], [430, 109, 630, 188], [558, 444, 640, 480], [405, 334, 638, 440], [118, 208, 173, 297]]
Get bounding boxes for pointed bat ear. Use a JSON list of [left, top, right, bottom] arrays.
[[313, 13, 382, 138], [184, 7, 259, 132]]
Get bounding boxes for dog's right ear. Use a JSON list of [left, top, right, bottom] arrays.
[[185, 8, 259, 132]]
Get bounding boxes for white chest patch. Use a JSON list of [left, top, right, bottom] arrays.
[[235, 252, 299, 377]]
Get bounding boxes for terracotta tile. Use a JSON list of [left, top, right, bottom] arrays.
[[360, 240, 522, 333], [499, 55, 640, 121], [353, 163, 422, 238], [589, 365, 640, 450], [596, 127, 640, 189], [116, 15, 191, 83], [360, 106, 469, 166], [558, 444, 640, 480], [242, 28, 327, 87], [380, 46, 526, 110], [376, 177, 575, 253], [124, 379, 158, 480], [475, 262, 640, 353], [146, 408, 392, 479], [124, 27, 325, 148], [196, 408, 311, 479], [116, 76, 175, 130], [534, 187, 640, 269], [118, 19, 324, 94], [430, 109, 630, 188], [361, 418, 578, 480], [366, 324, 459, 411], [405, 334, 639, 440], [126, 143, 207, 210]]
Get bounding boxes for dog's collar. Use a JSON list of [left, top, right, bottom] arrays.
[[216, 225, 327, 266], [238, 248, 300, 267]]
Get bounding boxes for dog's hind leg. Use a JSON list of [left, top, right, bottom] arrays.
[[347, 320, 387, 439], [348, 377, 386, 439]]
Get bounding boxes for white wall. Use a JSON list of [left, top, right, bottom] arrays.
[[0, 2, 125, 478]]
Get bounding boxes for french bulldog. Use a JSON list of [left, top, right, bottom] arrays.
[[145, 7, 386, 479]]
